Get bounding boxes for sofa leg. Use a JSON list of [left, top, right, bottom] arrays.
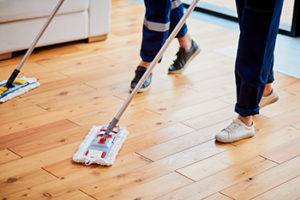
[[87, 34, 108, 43], [0, 52, 12, 60]]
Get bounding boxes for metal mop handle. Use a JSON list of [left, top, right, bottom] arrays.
[[5, 0, 65, 88], [105, 0, 200, 134]]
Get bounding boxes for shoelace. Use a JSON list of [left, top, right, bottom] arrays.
[[133, 67, 146, 83], [172, 48, 186, 68], [223, 121, 241, 133]]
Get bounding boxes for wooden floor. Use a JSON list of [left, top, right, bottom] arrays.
[[1, 1, 300, 199]]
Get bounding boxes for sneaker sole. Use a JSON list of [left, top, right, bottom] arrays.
[[129, 84, 151, 93], [260, 95, 279, 108], [215, 134, 255, 144], [168, 47, 201, 74]]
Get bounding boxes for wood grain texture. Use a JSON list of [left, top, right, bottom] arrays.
[[0, 0, 299, 199]]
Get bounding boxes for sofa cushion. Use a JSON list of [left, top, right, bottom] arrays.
[[0, 0, 89, 23]]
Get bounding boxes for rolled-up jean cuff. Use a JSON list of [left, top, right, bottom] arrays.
[[267, 77, 274, 84], [140, 53, 163, 63], [235, 103, 259, 116], [140, 52, 155, 62]]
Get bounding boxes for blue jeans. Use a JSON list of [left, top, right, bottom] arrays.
[[140, 0, 188, 62], [234, 0, 284, 116]]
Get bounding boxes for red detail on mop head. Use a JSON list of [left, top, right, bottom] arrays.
[[106, 135, 113, 139], [101, 151, 107, 158], [97, 133, 104, 137], [99, 138, 106, 144], [100, 125, 120, 134], [112, 127, 120, 133], [85, 150, 89, 156]]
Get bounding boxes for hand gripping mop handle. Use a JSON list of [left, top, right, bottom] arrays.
[[105, 0, 200, 135], [5, 0, 65, 88]]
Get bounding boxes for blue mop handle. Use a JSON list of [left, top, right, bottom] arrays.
[[105, 0, 200, 135], [6, 0, 65, 88]]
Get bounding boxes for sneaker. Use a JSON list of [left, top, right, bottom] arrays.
[[259, 90, 279, 108], [215, 118, 256, 143], [168, 40, 200, 74], [130, 66, 152, 93]]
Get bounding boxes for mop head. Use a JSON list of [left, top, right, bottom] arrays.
[[0, 77, 40, 103], [73, 125, 128, 166]]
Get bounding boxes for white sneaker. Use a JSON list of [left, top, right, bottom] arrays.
[[215, 119, 256, 143], [259, 90, 279, 108]]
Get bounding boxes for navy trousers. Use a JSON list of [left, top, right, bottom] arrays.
[[140, 0, 188, 62], [235, 0, 284, 116]]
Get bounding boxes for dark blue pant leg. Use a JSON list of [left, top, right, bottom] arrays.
[[170, 0, 188, 38], [234, 0, 284, 116], [236, 0, 276, 85], [140, 0, 172, 62]]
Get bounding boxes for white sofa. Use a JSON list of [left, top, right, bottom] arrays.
[[0, 0, 111, 59]]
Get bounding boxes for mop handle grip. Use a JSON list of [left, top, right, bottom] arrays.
[[113, 0, 200, 121], [15, 0, 65, 71]]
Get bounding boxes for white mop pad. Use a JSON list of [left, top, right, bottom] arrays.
[[73, 125, 128, 166], [0, 77, 40, 103]]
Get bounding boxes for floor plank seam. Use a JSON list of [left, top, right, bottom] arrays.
[[181, 116, 233, 131], [219, 191, 236, 200], [152, 172, 196, 200], [78, 189, 98, 200], [41, 167, 60, 179], [112, 94, 126, 101], [248, 175, 300, 200], [134, 152, 154, 163], [174, 148, 231, 175], [217, 157, 284, 199], [66, 118, 86, 127], [179, 104, 232, 125], [82, 82, 98, 90], [138, 138, 217, 163], [175, 170, 197, 182], [258, 155, 280, 165], [7, 147, 23, 158], [178, 121, 197, 131], [262, 103, 300, 120]]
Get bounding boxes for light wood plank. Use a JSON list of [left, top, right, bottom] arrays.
[[0, 169, 56, 197], [260, 95, 300, 118], [0, 142, 79, 180], [221, 156, 300, 200], [52, 190, 95, 200], [203, 193, 233, 200], [119, 123, 195, 156], [80, 140, 231, 198], [97, 172, 193, 200], [177, 126, 300, 181], [138, 120, 231, 161], [4, 153, 150, 200], [261, 135, 300, 163], [183, 106, 235, 130], [0, 149, 20, 164], [157, 156, 277, 200], [252, 176, 300, 200], [0, 105, 47, 125]]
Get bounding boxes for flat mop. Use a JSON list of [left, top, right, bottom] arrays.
[[73, 0, 200, 166], [0, 0, 65, 103]]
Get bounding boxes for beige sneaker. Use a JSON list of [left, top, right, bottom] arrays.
[[259, 90, 279, 108], [215, 118, 256, 143]]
